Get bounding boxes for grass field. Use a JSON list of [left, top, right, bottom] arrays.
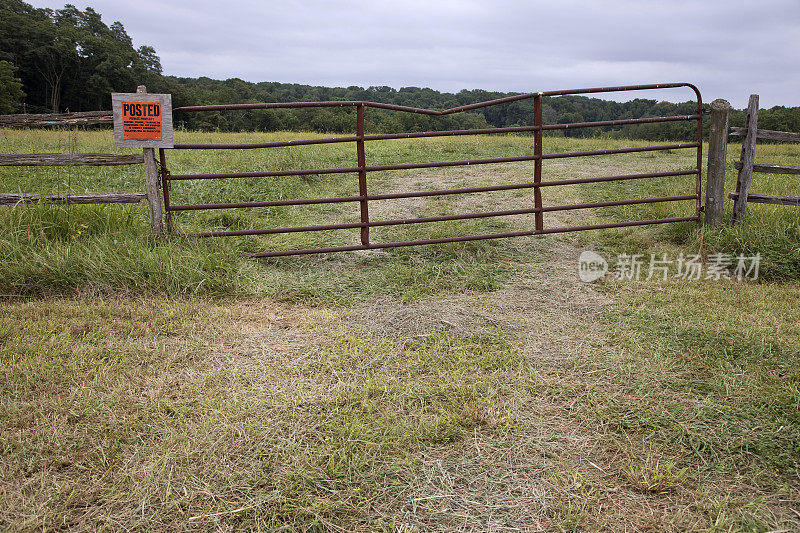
[[1, 127, 799, 530]]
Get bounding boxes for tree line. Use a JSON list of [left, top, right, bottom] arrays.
[[1, 0, 799, 141]]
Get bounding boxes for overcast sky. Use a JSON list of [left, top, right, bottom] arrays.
[[33, 0, 800, 108]]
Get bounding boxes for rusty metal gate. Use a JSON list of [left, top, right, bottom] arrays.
[[157, 83, 703, 257]]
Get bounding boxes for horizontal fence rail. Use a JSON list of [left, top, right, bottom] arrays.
[[0, 150, 146, 208], [728, 192, 800, 206], [0, 153, 143, 166], [733, 161, 800, 175], [0, 110, 113, 128], [0, 192, 146, 205], [172, 116, 700, 150], [160, 83, 703, 256], [731, 95, 800, 219], [730, 127, 800, 143]]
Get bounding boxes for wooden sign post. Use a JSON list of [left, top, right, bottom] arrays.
[[111, 86, 173, 235]]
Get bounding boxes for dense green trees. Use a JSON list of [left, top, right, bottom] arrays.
[[164, 76, 711, 140], [0, 0, 162, 112], [1, 0, 798, 140], [743, 106, 800, 134], [0, 60, 25, 113]]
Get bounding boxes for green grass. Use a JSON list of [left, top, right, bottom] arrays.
[[581, 141, 800, 280], [0, 129, 639, 301], [1, 127, 799, 530], [1, 128, 556, 300], [0, 198, 514, 301], [0, 299, 528, 529], [4, 128, 796, 296], [597, 280, 800, 474]]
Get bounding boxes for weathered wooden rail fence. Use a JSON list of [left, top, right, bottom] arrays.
[[0, 110, 112, 128], [0, 150, 146, 206], [0, 87, 162, 233], [704, 94, 800, 225]]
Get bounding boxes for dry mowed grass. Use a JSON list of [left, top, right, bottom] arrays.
[[1, 129, 799, 531]]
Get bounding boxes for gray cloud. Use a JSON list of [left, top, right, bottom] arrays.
[[32, 0, 800, 107]]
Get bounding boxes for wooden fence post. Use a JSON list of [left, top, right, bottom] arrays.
[[732, 94, 759, 224], [136, 85, 163, 236], [704, 99, 730, 226]]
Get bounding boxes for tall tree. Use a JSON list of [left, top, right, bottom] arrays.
[[31, 9, 79, 112], [0, 0, 162, 112], [0, 60, 25, 113]]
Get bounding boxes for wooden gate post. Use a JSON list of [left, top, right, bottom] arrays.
[[732, 94, 759, 224], [136, 85, 163, 235], [704, 99, 730, 226]]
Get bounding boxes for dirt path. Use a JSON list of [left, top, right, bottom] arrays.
[[203, 240, 616, 529], [198, 166, 638, 529], [348, 245, 616, 529]]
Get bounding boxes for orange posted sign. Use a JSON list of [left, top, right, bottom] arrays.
[[121, 101, 162, 140], [112, 92, 173, 148]]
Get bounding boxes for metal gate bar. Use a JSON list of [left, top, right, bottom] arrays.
[[165, 144, 698, 182], [159, 83, 703, 257], [247, 217, 699, 258], [186, 195, 695, 239], [168, 169, 698, 212], [171, 115, 699, 150]]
